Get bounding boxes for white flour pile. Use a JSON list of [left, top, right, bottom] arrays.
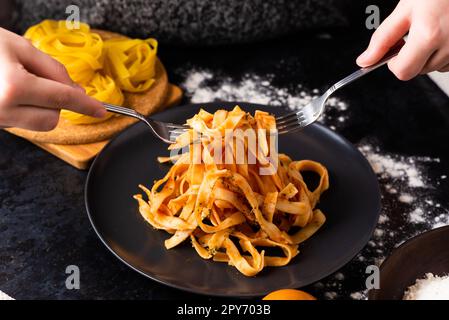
[[403, 273, 449, 300], [180, 68, 348, 129]]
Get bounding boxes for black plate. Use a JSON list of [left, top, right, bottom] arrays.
[[85, 102, 381, 297], [369, 225, 449, 300]]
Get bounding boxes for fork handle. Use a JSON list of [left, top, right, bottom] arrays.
[[103, 103, 146, 121], [327, 39, 405, 94]]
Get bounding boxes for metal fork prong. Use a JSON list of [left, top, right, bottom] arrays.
[[278, 124, 304, 134], [276, 115, 306, 129], [275, 111, 303, 124], [168, 135, 181, 143], [275, 40, 405, 132], [278, 120, 311, 134], [168, 128, 190, 140], [168, 131, 206, 144], [278, 126, 303, 135], [276, 114, 305, 126], [168, 132, 183, 142], [275, 112, 301, 122], [169, 129, 188, 136], [164, 123, 189, 129]]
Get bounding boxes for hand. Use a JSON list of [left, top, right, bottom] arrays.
[[357, 0, 449, 80], [0, 28, 106, 131]]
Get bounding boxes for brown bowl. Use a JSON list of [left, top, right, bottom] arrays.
[[369, 225, 449, 300]]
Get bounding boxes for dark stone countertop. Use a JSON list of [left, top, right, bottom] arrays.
[[1, 30, 449, 300]]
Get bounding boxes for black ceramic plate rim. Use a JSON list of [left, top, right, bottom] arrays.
[[85, 102, 381, 297], [368, 225, 449, 300]]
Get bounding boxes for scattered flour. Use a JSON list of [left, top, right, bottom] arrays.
[[358, 142, 445, 230], [350, 291, 366, 300], [353, 140, 447, 300], [409, 208, 425, 224], [432, 212, 449, 229], [378, 214, 389, 224], [358, 144, 430, 188], [334, 272, 345, 281], [374, 229, 384, 238], [324, 291, 338, 300], [182, 70, 213, 94], [180, 68, 349, 126], [398, 193, 414, 204]]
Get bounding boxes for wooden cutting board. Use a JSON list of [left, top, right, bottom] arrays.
[[30, 84, 183, 170]]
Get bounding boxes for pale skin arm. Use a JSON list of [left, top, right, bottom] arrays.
[[0, 27, 106, 131], [357, 0, 449, 80]]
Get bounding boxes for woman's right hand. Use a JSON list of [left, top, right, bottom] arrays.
[[357, 0, 449, 80], [0, 27, 106, 131]]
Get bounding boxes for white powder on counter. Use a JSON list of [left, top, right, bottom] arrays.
[[358, 144, 429, 188], [350, 291, 366, 300], [180, 68, 349, 127], [409, 208, 425, 223], [374, 229, 384, 238], [399, 193, 414, 204], [324, 291, 338, 300], [358, 142, 445, 229], [334, 272, 345, 281], [182, 70, 213, 94], [356, 141, 447, 272], [432, 212, 449, 229], [378, 214, 389, 224], [403, 273, 449, 300]]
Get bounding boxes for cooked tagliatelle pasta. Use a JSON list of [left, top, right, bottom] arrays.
[[134, 106, 329, 276]]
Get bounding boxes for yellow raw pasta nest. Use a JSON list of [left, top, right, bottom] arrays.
[[104, 38, 158, 93], [25, 20, 103, 84], [60, 73, 124, 124], [23, 20, 158, 125], [24, 19, 91, 42]]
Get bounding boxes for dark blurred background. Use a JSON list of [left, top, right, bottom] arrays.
[[1, 0, 397, 45]]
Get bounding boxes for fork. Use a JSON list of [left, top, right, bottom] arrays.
[[105, 41, 403, 142], [276, 40, 405, 134], [103, 103, 188, 144]]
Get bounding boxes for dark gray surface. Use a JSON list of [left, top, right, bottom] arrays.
[[0, 0, 16, 29]]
